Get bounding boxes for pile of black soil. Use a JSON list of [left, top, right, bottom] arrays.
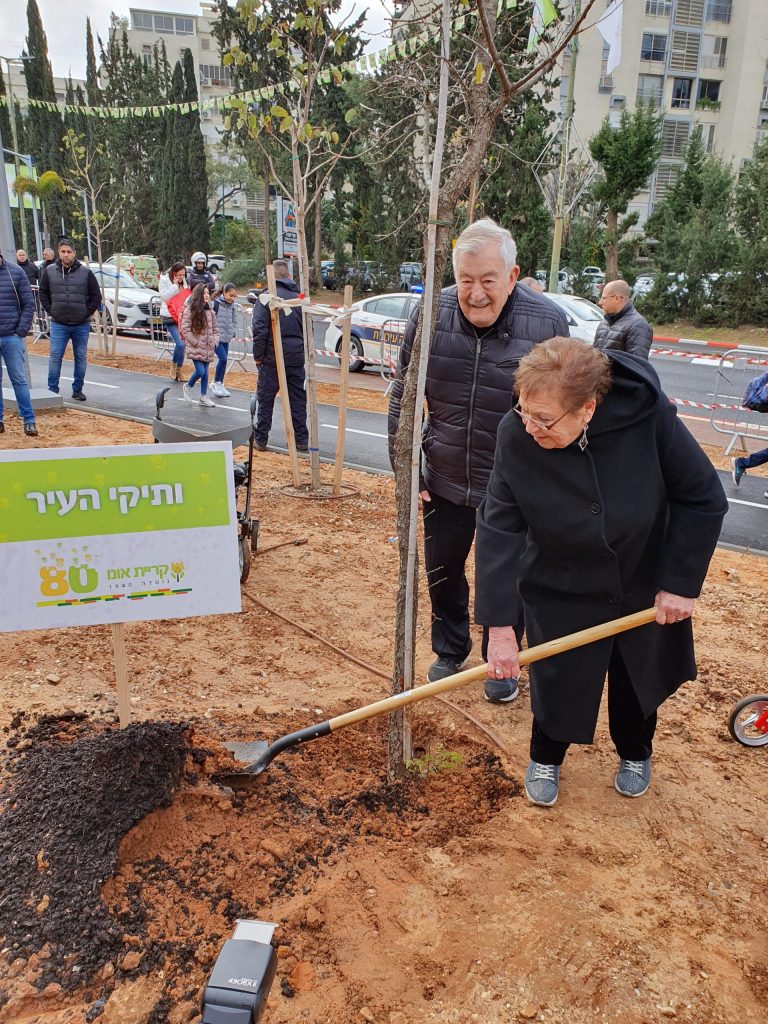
[[0, 713, 189, 990]]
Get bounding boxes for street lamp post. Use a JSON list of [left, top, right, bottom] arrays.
[[1, 55, 32, 252]]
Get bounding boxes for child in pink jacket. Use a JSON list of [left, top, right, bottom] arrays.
[[180, 283, 220, 407]]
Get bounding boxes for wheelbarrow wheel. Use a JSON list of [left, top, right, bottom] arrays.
[[238, 534, 252, 584], [728, 695, 768, 747]]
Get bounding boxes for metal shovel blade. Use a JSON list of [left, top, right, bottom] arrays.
[[216, 740, 270, 788]]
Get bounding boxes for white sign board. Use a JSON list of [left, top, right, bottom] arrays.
[[276, 195, 299, 258], [0, 443, 242, 633]]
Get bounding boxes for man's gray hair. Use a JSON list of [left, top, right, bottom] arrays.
[[452, 218, 517, 275], [273, 259, 291, 279]]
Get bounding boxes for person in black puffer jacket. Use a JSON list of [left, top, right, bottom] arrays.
[[38, 237, 100, 401], [595, 279, 652, 358], [388, 219, 569, 702], [251, 260, 308, 451], [0, 251, 38, 436]]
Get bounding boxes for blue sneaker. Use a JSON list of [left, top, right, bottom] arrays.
[[524, 761, 560, 806], [731, 458, 745, 486], [484, 676, 520, 703], [615, 757, 651, 798]]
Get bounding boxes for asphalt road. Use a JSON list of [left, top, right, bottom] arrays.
[[25, 351, 768, 555]]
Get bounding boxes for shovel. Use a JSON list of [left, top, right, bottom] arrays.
[[216, 607, 658, 786]]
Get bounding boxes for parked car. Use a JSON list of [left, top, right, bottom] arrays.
[[320, 260, 337, 289], [344, 260, 375, 291], [632, 274, 655, 299], [207, 253, 226, 274], [91, 266, 159, 332], [399, 261, 423, 291], [535, 268, 574, 293], [324, 291, 421, 372], [544, 292, 604, 344]]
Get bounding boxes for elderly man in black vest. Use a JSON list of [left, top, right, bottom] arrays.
[[388, 219, 569, 703], [595, 279, 653, 358], [39, 238, 101, 401]]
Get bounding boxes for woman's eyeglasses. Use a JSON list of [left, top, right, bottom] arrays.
[[513, 402, 572, 432]]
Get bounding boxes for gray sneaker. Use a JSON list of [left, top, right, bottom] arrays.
[[524, 761, 560, 806], [484, 676, 520, 703], [426, 655, 469, 683], [615, 757, 651, 798]]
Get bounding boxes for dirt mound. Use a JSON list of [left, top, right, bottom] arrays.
[[0, 714, 189, 993]]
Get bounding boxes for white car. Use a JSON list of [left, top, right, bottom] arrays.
[[544, 292, 604, 344], [324, 292, 421, 372], [632, 274, 655, 299], [207, 254, 226, 274], [90, 267, 160, 332]]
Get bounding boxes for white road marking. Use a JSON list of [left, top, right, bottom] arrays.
[[727, 497, 768, 510], [61, 376, 119, 389], [321, 422, 387, 438], [174, 398, 251, 415]]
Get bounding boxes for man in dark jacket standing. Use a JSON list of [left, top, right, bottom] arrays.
[[0, 251, 38, 436], [39, 238, 100, 401], [188, 252, 216, 292], [16, 249, 39, 287], [388, 219, 569, 701], [251, 260, 308, 451], [595, 280, 653, 358]]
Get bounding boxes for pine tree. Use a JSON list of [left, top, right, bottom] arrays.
[[182, 49, 210, 256], [23, 0, 67, 236], [730, 139, 768, 324]]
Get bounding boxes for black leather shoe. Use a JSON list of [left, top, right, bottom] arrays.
[[72, 392, 87, 402], [24, 422, 39, 437], [0, 422, 4, 434]]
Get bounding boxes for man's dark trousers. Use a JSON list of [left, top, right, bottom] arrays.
[[255, 364, 309, 448], [422, 491, 523, 662]]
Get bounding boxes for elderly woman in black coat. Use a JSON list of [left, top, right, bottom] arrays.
[[475, 337, 727, 807]]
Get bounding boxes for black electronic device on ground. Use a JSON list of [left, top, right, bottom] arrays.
[[201, 921, 277, 1023]]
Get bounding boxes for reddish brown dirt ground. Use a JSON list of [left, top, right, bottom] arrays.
[[0, 410, 766, 1024]]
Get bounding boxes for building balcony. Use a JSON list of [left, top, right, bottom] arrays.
[[696, 98, 721, 111]]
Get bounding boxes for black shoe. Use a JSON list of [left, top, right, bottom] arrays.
[[255, 441, 268, 452], [484, 676, 520, 703], [0, 422, 4, 434], [24, 422, 39, 437], [426, 655, 469, 683], [72, 391, 87, 402], [296, 443, 309, 452]]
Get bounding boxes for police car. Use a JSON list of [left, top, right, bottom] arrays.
[[324, 292, 421, 372]]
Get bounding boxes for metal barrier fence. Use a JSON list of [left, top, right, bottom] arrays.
[[709, 347, 768, 453], [148, 296, 175, 360], [228, 303, 252, 374], [29, 285, 49, 343]]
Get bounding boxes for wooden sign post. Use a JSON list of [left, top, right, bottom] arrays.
[[266, 264, 302, 487], [112, 622, 131, 728]]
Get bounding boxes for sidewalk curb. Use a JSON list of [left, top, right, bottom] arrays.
[[653, 334, 767, 352]]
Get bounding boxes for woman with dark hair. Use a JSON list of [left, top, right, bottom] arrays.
[[475, 337, 727, 807], [180, 284, 219, 407], [158, 261, 189, 380]]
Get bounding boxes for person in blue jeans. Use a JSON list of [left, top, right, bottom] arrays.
[[158, 261, 188, 381], [732, 447, 768, 498], [211, 282, 238, 398], [38, 238, 101, 401], [0, 252, 38, 437]]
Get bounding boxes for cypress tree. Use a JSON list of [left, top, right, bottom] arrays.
[[85, 18, 100, 106], [23, 0, 67, 233], [182, 49, 210, 255], [156, 62, 187, 264]]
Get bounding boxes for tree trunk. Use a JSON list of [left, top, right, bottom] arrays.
[[311, 185, 322, 290], [262, 157, 271, 267], [605, 208, 619, 281]]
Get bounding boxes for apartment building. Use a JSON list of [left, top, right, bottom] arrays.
[[557, 0, 768, 223], [125, 4, 268, 226]]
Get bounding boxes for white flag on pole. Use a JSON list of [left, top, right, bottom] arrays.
[[597, 0, 623, 75]]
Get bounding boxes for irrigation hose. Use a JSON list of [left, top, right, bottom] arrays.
[[240, 590, 513, 760]]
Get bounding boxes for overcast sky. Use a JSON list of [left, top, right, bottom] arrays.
[[0, 1, 394, 80]]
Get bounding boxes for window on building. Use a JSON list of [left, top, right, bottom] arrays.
[[201, 37, 211, 50], [661, 120, 691, 159], [670, 31, 701, 72], [645, 1, 672, 15], [154, 15, 174, 34], [697, 79, 721, 103], [132, 12, 153, 30], [175, 17, 194, 34], [141, 44, 153, 68], [705, 1, 732, 23], [654, 165, 680, 201], [641, 33, 667, 62], [599, 42, 613, 89], [762, 82, 768, 110], [700, 123, 716, 152], [675, 0, 705, 27], [199, 64, 231, 85], [672, 78, 693, 109], [701, 35, 727, 68], [637, 74, 664, 106]]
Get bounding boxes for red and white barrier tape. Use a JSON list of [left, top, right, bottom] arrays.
[[670, 397, 742, 411]]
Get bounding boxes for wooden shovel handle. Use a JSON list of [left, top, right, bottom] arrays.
[[329, 607, 658, 732]]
